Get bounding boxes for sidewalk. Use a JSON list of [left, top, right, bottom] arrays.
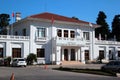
[[27, 63, 105, 69]]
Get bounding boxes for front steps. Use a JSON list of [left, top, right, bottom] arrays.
[[61, 61, 83, 65]]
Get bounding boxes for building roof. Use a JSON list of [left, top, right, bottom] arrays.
[[29, 12, 93, 24]]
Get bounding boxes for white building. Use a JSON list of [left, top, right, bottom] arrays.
[[0, 12, 120, 65]]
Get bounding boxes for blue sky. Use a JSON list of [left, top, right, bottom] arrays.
[[0, 0, 120, 29]]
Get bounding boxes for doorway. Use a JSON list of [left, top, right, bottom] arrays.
[[64, 49, 68, 61], [71, 49, 75, 61]]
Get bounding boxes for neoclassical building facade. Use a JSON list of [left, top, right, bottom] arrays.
[[0, 12, 120, 65]]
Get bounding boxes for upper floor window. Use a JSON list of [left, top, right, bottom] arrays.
[[83, 32, 90, 40], [37, 28, 46, 37], [70, 31, 75, 38], [64, 30, 68, 38], [22, 28, 26, 36], [57, 29, 62, 37]]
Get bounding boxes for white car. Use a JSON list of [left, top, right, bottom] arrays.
[[11, 58, 27, 67]]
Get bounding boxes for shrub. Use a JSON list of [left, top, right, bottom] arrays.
[[4, 56, 11, 66], [26, 53, 37, 65]]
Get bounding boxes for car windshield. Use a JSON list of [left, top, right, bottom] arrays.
[[18, 59, 25, 61]]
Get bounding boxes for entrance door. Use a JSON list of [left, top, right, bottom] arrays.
[[64, 49, 68, 61], [85, 50, 89, 61], [71, 49, 75, 61]]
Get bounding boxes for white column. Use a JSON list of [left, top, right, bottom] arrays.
[[77, 48, 80, 61], [75, 49, 77, 61], [81, 47, 85, 64], [68, 49, 71, 61], [56, 46, 61, 65], [62, 48, 64, 61], [89, 45, 93, 61], [6, 41, 12, 57], [105, 46, 109, 60], [115, 47, 118, 60]]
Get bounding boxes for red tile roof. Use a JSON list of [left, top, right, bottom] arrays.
[[29, 12, 90, 24]]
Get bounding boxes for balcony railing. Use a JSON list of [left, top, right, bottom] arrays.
[[0, 35, 29, 41], [56, 37, 85, 46], [35, 37, 47, 42], [95, 40, 120, 45]]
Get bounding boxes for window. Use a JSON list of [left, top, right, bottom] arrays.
[[0, 48, 3, 58], [64, 30, 68, 38], [37, 28, 46, 37], [99, 50, 104, 59], [118, 51, 120, 57], [37, 48, 45, 57], [12, 48, 21, 58], [22, 28, 26, 36], [70, 31, 75, 38], [57, 29, 62, 37], [83, 32, 90, 40]]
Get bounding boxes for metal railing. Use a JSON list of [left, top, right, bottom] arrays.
[[0, 35, 29, 40]]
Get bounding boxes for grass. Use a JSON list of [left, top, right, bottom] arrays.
[[53, 67, 117, 77]]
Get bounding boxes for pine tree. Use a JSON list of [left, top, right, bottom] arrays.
[[0, 14, 10, 34], [111, 15, 120, 41], [95, 11, 110, 40]]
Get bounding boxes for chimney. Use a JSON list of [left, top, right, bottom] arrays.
[[15, 12, 21, 22]]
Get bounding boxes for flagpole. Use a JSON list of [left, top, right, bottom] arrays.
[[11, 12, 14, 60], [11, 12, 14, 35]]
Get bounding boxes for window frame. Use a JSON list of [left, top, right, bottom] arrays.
[[70, 30, 75, 38], [37, 48, 45, 58], [83, 32, 90, 40], [64, 30, 68, 38], [37, 28, 46, 38], [57, 29, 62, 37]]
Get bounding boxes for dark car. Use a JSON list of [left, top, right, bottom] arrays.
[[101, 60, 120, 73]]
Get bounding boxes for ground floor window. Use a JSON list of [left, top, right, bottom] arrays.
[[118, 51, 120, 57], [12, 48, 21, 58], [85, 50, 89, 60], [99, 50, 104, 59], [37, 48, 45, 58], [0, 48, 3, 58]]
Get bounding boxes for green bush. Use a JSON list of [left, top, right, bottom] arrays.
[[26, 53, 37, 65], [4, 56, 11, 66]]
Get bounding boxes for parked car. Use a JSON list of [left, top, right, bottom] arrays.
[[11, 58, 27, 67], [101, 60, 120, 73]]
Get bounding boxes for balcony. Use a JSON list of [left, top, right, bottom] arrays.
[[0, 35, 29, 41], [35, 37, 47, 42], [56, 37, 85, 46], [95, 40, 120, 45]]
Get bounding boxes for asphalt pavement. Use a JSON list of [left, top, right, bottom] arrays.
[[0, 64, 120, 80]]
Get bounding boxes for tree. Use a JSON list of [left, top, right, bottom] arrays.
[[95, 11, 110, 40], [26, 53, 37, 65], [72, 16, 79, 20], [111, 15, 120, 41], [0, 14, 10, 34]]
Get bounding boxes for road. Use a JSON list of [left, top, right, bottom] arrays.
[[0, 66, 119, 80]]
